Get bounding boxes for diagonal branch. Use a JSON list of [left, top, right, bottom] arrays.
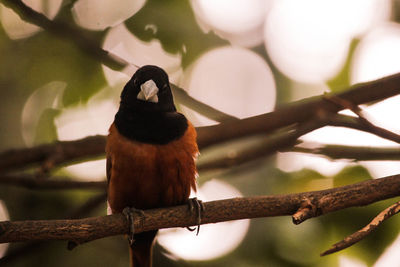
[[196, 72, 400, 148], [0, 174, 400, 246], [198, 117, 328, 171], [321, 200, 400, 256], [292, 144, 400, 161], [171, 84, 238, 122], [0, 0, 125, 70], [324, 95, 400, 144]]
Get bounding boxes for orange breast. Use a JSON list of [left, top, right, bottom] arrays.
[[106, 122, 198, 213]]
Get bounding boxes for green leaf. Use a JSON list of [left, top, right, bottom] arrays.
[[327, 38, 360, 92], [333, 165, 372, 187], [33, 108, 60, 145], [1, 30, 106, 106]]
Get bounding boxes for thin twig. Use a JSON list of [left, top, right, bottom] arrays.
[[198, 117, 327, 171], [0, 174, 400, 245], [0, 0, 125, 70], [196, 72, 400, 148], [325, 114, 400, 144], [324, 95, 400, 144], [171, 84, 238, 122], [321, 200, 400, 256], [292, 144, 400, 161]]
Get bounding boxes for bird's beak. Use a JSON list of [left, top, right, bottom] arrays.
[[137, 79, 159, 103]]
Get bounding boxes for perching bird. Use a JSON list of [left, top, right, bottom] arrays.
[[106, 65, 199, 267]]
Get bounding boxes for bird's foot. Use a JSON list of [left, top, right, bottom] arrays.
[[122, 207, 145, 245], [186, 197, 204, 235]]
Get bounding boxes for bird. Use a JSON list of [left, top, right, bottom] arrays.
[[106, 65, 199, 267]]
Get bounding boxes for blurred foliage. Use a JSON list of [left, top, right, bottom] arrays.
[[327, 39, 360, 92], [0, 0, 399, 267], [125, 0, 227, 67]]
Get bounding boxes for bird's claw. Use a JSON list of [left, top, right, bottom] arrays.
[[122, 207, 145, 245], [187, 197, 204, 235]]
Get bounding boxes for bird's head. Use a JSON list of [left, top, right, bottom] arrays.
[[120, 65, 176, 113]]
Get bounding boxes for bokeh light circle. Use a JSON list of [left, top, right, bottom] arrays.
[[0, 0, 63, 39], [72, 0, 146, 31], [21, 81, 66, 147], [350, 23, 400, 178], [180, 46, 276, 126], [351, 23, 400, 83], [157, 179, 250, 261], [264, 0, 350, 83], [54, 90, 117, 181], [264, 0, 391, 83], [278, 104, 400, 178], [191, 0, 272, 47], [359, 96, 400, 178], [0, 200, 10, 258], [102, 24, 182, 87]]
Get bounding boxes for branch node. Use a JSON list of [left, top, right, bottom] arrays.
[[292, 197, 317, 225], [40, 145, 64, 174]]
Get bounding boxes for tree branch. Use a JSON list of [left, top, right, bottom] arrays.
[[196, 73, 400, 148], [0, 174, 106, 190], [292, 144, 400, 161], [0, 193, 107, 265], [0, 135, 106, 173], [198, 117, 328, 171], [0, 0, 125, 70], [321, 200, 400, 256], [171, 84, 238, 122], [1, 174, 400, 247], [1, 73, 399, 173], [323, 95, 400, 144]]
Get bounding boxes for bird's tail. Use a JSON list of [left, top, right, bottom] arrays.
[[129, 230, 158, 267]]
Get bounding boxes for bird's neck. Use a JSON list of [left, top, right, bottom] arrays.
[[114, 107, 188, 145]]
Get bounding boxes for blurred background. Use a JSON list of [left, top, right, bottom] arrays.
[[1, 0, 400, 266]]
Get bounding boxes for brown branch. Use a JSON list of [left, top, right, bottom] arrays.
[[198, 118, 328, 171], [171, 84, 238, 122], [321, 200, 400, 256], [0, 0, 125, 70], [1, 174, 400, 245], [324, 95, 400, 144], [0, 118, 323, 190], [326, 114, 400, 144], [1, 73, 399, 173], [0, 135, 106, 173], [197, 72, 400, 148], [0, 193, 107, 265], [292, 197, 317, 224], [292, 144, 400, 161], [0, 174, 106, 190]]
